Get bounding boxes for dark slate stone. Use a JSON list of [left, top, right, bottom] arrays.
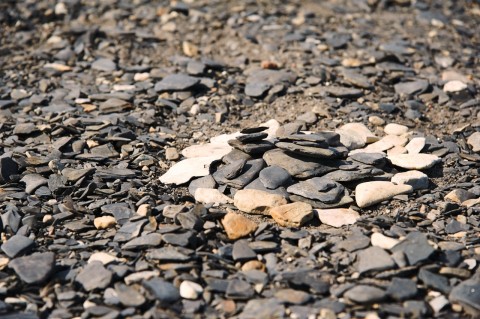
[[287, 178, 344, 203], [9, 252, 55, 284], [162, 230, 195, 247], [239, 299, 285, 319], [391, 232, 435, 265], [240, 127, 268, 134], [322, 168, 380, 182], [225, 279, 255, 300], [236, 132, 268, 143], [154, 74, 200, 92], [122, 233, 162, 250], [259, 166, 292, 189], [1, 234, 34, 258], [114, 282, 146, 307], [445, 220, 470, 234], [188, 175, 217, 196], [394, 80, 429, 96], [91, 58, 117, 71], [75, 261, 112, 291], [0, 157, 19, 183], [228, 139, 275, 156], [290, 192, 353, 209], [350, 152, 386, 166], [113, 219, 148, 242], [143, 278, 180, 303], [217, 160, 246, 180], [214, 159, 265, 189], [222, 149, 252, 164], [387, 278, 418, 301], [418, 268, 451, 294], [146, 247, 191, 262], [449, 277, 480, 314], [356, 247, 395, 274], [333, 232, 370, 252], [245, 69, 296, 97], [275, 142, 343, 159], [263, 149, 337, 179], [176, 212, 203, 230], [232, 240, 257, 262]]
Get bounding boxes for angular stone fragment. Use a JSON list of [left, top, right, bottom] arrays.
[[234, 189, 287, 215], [159, 156, 218, 185], [94, 216, 117, 229], [154, 74, 200, 92], [344, 285, 386, 304], [9, 252, 55, 284], [371, 233, 399, 250], [391, 170, 429, 190], [76, 261, 112, 291], [405, 137, 426, 154], [391, 232, 435, 265], [263, 149, 336, 178], [355, 181, 413, 208], [269, 202, 313, 227], [356, 247, 395, 274], [194, 188, 233, 205], [222, 211, 258, 240], [467, 132, 480, 152]]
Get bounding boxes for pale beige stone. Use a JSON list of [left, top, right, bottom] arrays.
[[136, 204, 151, 216], [159, 156, 218, 185], [388, 153, 441, 170], [405, 137, 426, 154], [233, 189, 287, 215], [371, 233, 399, 250], [445, 189, 476, 204], [315, 208, 360, 228], [355, 181, 413, 208], [368, 116, 385, 126], [269, 202, 313, 227], [94, 216, 116, 229], [195, 188, 233, 205], [384, 123, 409, 136], [443, 80, 468, 93]]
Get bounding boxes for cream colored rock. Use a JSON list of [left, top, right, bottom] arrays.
[[88, 252, 118, 265], [462, 198, 480, 208], [443, 80, 468, 93], [159, 156, 218, 185], [388, 154, 441, 170], [234, 189, 287, 215], [194, 188, 233, 205], [181, 143, 231, 159], [368, 116, 385, 126], [338, 123, 379, 144], [222, 211, 258, 240], [371, 233, 399, 250], [165, 147, 180, 160], [387, 145, 407, 156], [180, 281, 203, 299], [336, 129, 366, 150], [261, 119, 281, 141], [467, 132, 480, 152], [94, 216, 116, 229], [442, 70, 470, 83], [405, 137, 426, 154], [136, 204, 151, 216], [384, 123, 409, 136], [355, 181, 413, 208], [391, 170, 429, 190], [269, 202, 313, 227], [315, 208, 360, 228]]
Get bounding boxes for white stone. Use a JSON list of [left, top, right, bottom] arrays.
[[442, 70, 469, 83], [371, 233, 400, 250], [337, 123, 379, 148], [429, 295, 449, 313], [261, 119, 281, 141], [181, 143, 231, 159], [336, 129, 366, 150], [180, 281, 203, 299], [134, 72, 150, 81], [210, 132, 243, 144], [355, 181, 413, 208], [194, 188, 233, 205], [443, 80, 468, 93], [391, 170, 429, 190], [388, 154, 441, 170], [387, 145, 407, 156], [315, 208, 360, 228], [368, 116, 385, 126], [124, 271, 159, 285], [88, 252, 118, 265], [405, 137, 426, 154], [159, 156, 218, 185], [384, 123, 409, 136]]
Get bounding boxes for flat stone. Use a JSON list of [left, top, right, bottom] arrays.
[[445, 189, 476, 203], [1, 235, 34, 258], [88, 252, 118, 265], [9, 252, 55, 284], [214, 159, 265, 189], [188, 175, 217, 196], [418, 268, 451, 294], [21, 174, 48, 194], [94, 216, 117, 229], [388, 154, 441, 170], [182, 143, 232, 159], [391, 170, 429, 190], [274, 289, 311, 304], [228, 139, 275, 155], [236, 132, 268, 143], [263, 149, 337, 178], [240, 299, 285, 319], [275, 142, 342, 159], [387, 278, 418, 301], [321, 86, 364, 98], [61, 168, 95, 182], [219, 160, 246, 179], [259, 166, 292, 189], [269, 202, 313, 227], [322, 168, 380, 182], [449, 278, 480, 315], [225, 279, 255, 300], [154, 74, 200, 92], [371, 233, 400, 250], [384, 123, 409, 135], [245, 69, 296, 97], [341, 69, 373, 89], [350, 152, 386, 166], [159, 156, 219, 185], [180, 280, 203, 299], [394, 79, 429, 95], [314, 208, 360, 227], [337, 123, 378, 145], [290, 192, 354, 209], [122, 233, 162, 250], [194, 188, 233, 205], [355, 181, 413, 208], [222, 211, 258, 240], [76, 261, 112, 291], [467, 132, 480, 152], [443, 80, 468, 93], [0, 157, 19, 183], [356, 247, 395, 274], [234, 189, 287, 215], [391, 232, 434, 265], [114, 283, 145, 307], [287, 178, 344, 203], [143, 278, 180, 304], [344, 285, 386, 304], [92, 58, 117, 71], [405, 137, 426, 154], [232, 240, 257, 261]]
